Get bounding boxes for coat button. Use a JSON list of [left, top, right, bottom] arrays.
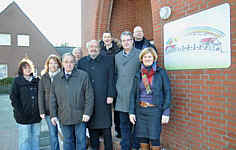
[[32, 96, 35, 99]]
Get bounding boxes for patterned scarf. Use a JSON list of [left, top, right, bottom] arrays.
[[141, 62, 156, 94]]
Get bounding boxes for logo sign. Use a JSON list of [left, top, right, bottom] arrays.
[[164, 3, 231, 70]]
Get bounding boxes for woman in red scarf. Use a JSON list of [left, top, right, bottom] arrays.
[[129, 47, 172, 150]]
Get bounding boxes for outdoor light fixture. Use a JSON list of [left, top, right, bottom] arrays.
[[160, 6, 171, 20]]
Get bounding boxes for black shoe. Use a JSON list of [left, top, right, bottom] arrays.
[[116, 134, 121, 138], [115, 131, 121, 138]]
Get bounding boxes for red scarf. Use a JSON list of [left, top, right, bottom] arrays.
[[141, 67, 155, 94]]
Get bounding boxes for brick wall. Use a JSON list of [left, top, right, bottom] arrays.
[[82, 0, 154, 50], [82, 0, 236, 149], [151, 0, 236, 149], [81, 0, 100, 55], [110, 0, 153, 40]]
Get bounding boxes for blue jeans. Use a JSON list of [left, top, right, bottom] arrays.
[[17, 122, 41, 150], [45, 116, 60, 150], [119, 112, 140, 150], [60, 122, 86, 150]]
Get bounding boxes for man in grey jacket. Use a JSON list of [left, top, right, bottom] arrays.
[[115, 31, 140, 150], [50, 53, 94, 150]]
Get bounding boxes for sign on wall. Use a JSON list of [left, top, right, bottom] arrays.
[[164, 3, 231, 70]]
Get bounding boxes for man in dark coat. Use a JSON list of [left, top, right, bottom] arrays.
[[50, 53, 94, 150], [133, 26, 157, 52], [99, 31, 122, 138], [78, 40, 116, 150]]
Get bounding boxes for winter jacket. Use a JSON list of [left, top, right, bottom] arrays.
[[10, 75, 41, 124], [38, 73, 53, 116], [134, 37, 157, 52], [78, 54, 116, 129], [99, 40, 122, 56], [50, 68, 94, 125], [129, 67, 172, 115]]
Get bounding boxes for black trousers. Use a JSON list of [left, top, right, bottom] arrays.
[[113, 98, 121, 135], [89, 128, 113, 150]]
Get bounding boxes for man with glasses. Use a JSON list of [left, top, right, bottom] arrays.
[[50, 53, 94, 150], [115, 31, 140, 150]]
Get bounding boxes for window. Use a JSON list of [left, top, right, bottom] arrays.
[[0, 34, 11, 46], [17, 35, 30, 46], [0, 64, 8, 79]]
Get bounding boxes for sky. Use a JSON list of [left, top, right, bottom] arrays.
[[0, 0, 81, 47]]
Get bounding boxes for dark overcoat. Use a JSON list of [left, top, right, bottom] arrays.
[[10, 75, 41, 124], [77, 54, 116, 129]]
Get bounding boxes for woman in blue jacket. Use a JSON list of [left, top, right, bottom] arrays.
[[10, 57, 41, 150], [129, 47, 172, 150]]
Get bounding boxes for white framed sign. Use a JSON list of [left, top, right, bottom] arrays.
[[164, 3, 231, 70]]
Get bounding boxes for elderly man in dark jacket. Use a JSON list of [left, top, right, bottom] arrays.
[[99, 31, 122, 138], [50, 53, 94, 150], [133, 26, 157, 52], [78, 40, 116, 150]]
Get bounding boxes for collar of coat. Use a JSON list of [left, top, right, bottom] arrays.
[[59, 67, 79, 79], [87, 54, 103, 62], [18, 75, 39, 85]]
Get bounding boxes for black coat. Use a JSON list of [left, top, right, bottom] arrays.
[[134, 37, 158, 52], [10, 75, 41, 124], [99, 40, 122, 56], [78, 54, 116, 129], [129, 67, 172, 115]]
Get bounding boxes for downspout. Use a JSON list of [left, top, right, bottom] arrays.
[[106, 0, 114, 31]]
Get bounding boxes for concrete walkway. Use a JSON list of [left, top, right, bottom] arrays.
[[0, 94, 126, 150], [0, 94, 50, 150]]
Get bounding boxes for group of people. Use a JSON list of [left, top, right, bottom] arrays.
[[10, 26, 172, 150]]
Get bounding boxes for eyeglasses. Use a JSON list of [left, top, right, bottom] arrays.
[[63, 61, 74, 64], [121, 39, 132, 43]]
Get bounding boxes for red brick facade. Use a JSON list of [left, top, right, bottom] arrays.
[[82, 0, 236, 149]]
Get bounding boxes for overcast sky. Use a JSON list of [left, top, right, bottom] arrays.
[[1, 0, 81, 47]]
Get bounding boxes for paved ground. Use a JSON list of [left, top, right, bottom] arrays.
[[0, 94, 50, 150], [0, 94, 122, 150]]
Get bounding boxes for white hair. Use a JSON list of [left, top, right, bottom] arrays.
[[86, 40, 99, 49]]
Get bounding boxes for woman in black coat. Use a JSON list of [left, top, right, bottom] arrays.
[[10, 57, 41, 150], [129, 47, 172, 150]]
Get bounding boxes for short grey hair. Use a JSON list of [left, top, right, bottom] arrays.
[[72, 47, 83, 55], [133, 26, 143, 32], [86, 40, 99, 49], [120, 31, 133, 40], [62, 52, 76, 63]]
